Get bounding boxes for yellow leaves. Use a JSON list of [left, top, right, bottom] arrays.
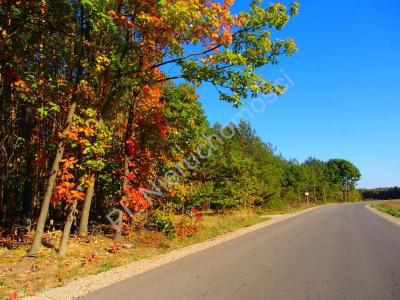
[[0, 26, 7, 39], [78, 80, 95, 100], [108, 10, 117, 18], [95, 55, 110, 73], [85, 177, 95, 187], [11, 80, 30, 93]]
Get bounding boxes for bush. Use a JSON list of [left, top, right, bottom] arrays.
[[152, 209, 177, 239]]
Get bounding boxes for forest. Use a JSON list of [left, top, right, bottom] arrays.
[[361, 187, 400, 200], [0, 0, 362, 258]]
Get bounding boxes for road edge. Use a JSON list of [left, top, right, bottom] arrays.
[[366, 204, 400, 226], [23, 205, 325, 300]]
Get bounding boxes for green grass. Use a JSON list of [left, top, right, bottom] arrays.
[[373, 202, 400, 218]]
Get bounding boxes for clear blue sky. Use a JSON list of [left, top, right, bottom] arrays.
[[197, 0, 400, 188]]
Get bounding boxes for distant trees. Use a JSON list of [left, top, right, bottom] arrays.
[[180, 120, 362, 211], [361, 187, 400, 200]]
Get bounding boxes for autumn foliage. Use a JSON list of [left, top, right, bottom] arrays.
[[0, 0, 300, 256]]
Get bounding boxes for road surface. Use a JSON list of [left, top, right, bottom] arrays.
[[82, 203, 400, 300]]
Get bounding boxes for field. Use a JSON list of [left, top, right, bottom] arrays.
[[372, 200, 400, 218]]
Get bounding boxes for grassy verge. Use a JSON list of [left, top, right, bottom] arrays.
[[372, 200, 400, 218], [0, 210, 269, 299]]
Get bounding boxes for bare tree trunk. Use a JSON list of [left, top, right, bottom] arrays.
[[313, 185, 317, 203], [114, 210, 123, 242], [22, 107, 34, 219], [297, 189, 301, 206], [58, 200, 78, 257], [28, 102, 77, 256], [78, 172, 95, 236]]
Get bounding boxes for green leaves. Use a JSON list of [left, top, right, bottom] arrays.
[[81, 0, 116, 32], [37, 102, 60, 118]]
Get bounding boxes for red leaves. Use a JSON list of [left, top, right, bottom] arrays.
[[8, 291, 17, 300], [136, 85, 168, 140], [108, 243, 122, 254], [192, 208, 204, 220], [123, 185, 151, 213], [126, 139, 136, 157], [127, 172, 136, 181], [83, 252, 97, 264]]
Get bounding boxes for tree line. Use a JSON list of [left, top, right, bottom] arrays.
[[361, 187, 400, 200], [0, 0, 361, 256]]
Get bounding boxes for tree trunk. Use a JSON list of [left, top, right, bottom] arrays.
[[78, 172, 96, 236], [21, 107, 34, 219], [113, 93, 139, 241], [313, 185, 317, 203], [58, 200, 78, 257], [114, 210, 123, 242], [28, 102, 77, 256], [297, 189, 301, 206]]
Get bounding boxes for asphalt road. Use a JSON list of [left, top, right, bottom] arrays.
[[82, 203, 400, 300]]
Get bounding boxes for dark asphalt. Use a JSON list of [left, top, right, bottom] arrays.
[[81, 203, 400, 300]]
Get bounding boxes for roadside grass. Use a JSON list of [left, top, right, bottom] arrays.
[[372, 200, 400, 218], [0, 210, 269, 299]]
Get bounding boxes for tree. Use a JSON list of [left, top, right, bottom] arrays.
[[326, 159, 361, 202], [303, 157, 327, 202]]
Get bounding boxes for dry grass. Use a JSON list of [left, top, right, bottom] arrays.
[[373, 200, 400, 218], [0, 210, 268, 299]]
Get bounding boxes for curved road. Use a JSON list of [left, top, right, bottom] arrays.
[[82, 203, 400, 300]]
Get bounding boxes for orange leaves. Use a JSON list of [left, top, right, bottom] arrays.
[[65, 128, 79, 142], [123, 185, 151, 213], [220, 29, 233, 45], [52, 157, 84, 204], [109, 10, 135, 30], [65, 115, 96, 148], [11, 79, 30, 93], [60, 157, 78, 170], [54, 181, 85, 204]]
